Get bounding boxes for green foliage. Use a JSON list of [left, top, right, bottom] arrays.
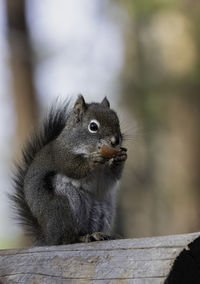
[[119, 0, 175, 17]]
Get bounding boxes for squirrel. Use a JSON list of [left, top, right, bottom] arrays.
[[11, 95, 127, 246]]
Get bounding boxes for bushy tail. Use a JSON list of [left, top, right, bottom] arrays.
[[10, 165, 45, 244], [10, 100, 70, 244]]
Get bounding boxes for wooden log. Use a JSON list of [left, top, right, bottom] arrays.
[[0, 232, 200, 283]]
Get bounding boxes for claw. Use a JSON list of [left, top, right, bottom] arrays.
[[120, 147, 127, 152], [79, 232, 114, 243]]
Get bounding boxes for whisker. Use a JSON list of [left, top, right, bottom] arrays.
[[121, 133, 136, 141]]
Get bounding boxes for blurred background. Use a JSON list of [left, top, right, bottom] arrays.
[[1, 0, 200, 248]]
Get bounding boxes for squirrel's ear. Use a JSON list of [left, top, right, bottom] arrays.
[[73, 95, 87, 122], [101, 97, 110, 108]]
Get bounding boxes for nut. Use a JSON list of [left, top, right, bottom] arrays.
[[99, 144, 120, 159]]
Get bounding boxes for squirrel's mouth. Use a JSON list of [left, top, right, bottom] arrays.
[[98, 136, 121, 150]]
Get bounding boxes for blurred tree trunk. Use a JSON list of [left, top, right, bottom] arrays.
[[6, 0, 38, 158], [6, 0, 38, 246]]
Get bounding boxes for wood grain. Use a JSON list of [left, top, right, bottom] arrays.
[[0, 232, 199, 283]]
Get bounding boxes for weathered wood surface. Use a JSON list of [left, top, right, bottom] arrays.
[[0, 232, 200, 284]]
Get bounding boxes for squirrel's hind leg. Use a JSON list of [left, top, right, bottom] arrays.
[[79, 232, 115, 243]]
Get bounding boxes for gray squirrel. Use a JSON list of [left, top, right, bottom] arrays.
[[11, 95, 127, 245]]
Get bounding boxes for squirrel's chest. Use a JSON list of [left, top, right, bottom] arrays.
[[53, 173, 117, 233], [53, 170, 111, 196]]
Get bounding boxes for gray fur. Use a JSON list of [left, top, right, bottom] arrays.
[[12, 96, 127, 245]]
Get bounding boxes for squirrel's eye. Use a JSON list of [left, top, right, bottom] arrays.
[[88, 120, 100, 133]]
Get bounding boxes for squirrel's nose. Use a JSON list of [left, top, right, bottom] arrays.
[[111, 136, 119, 147]]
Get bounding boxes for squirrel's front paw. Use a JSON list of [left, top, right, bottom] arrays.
[[89, 152, 109, 167], [111, 147, 127, 165]]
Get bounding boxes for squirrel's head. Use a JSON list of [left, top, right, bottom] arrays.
[[61, 95, 123, 154]]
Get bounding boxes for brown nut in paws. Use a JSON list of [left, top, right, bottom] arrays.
[[99, 144, 121, 159]]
